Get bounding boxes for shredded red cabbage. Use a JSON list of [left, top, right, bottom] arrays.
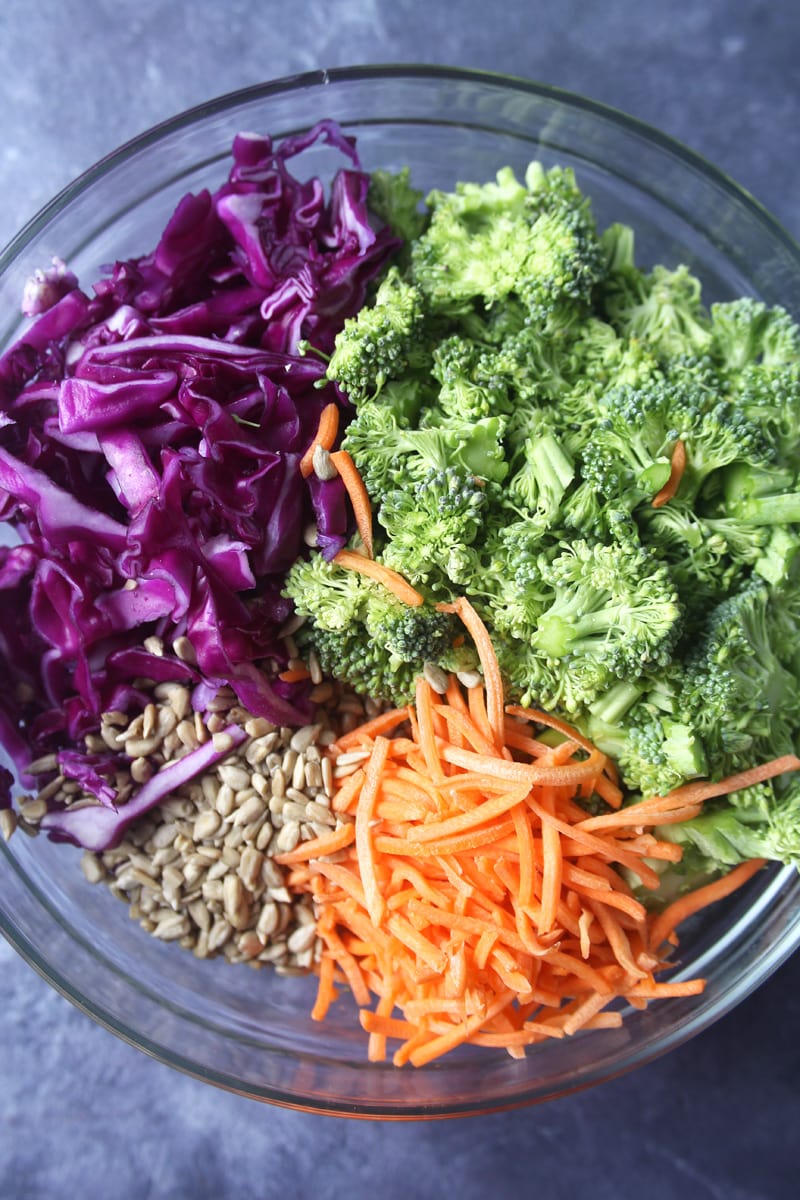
[[0, 122, 398, 799], [40, 725, 248, 850]]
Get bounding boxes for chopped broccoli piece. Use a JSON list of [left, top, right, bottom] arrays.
[[710, 298, 800, 371], [507, 422, 575, 526], [602, 262, 713, 359], [341, 401, 508, 496], [410, 163, 605, 322], [367, 166, 428, 245], [720, 461, 800, 526], [326, 267, 426, 402], [583, 374, 770, 512], [378, 467, 487, 591], [679, 580, 800, 774], [430, 335, 511, 421], [284, 552, 463, 703], [529, 538, 682, 696]]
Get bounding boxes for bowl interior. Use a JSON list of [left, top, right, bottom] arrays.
[[2, 66, 800, 1117]]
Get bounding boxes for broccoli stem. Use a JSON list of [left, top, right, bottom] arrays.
[[588, 680, 645, 724], [532, 434, 575, 494], [535, 602, 628, 657], [732, 492, 800, 525]]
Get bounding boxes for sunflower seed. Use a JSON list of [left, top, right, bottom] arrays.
[[153, 913, 191, 941], [193, 810, 222, 841]]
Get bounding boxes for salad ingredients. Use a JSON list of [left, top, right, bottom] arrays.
[[287, 159, 800, 880], [0, 121, 398, 786], [20, 673, 365, 970], [289, 597, 780, 1066], [1, 120, 798, 1071]]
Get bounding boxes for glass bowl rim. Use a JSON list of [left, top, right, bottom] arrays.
[[2, 62, 800, 1118]]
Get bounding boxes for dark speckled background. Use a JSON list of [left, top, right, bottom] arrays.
[[1, 2, 799, 1197]]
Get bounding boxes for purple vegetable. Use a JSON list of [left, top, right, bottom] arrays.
[[41, 725, 247, 850], [0, 121, 399, 793], [56, 749, 119, 808]]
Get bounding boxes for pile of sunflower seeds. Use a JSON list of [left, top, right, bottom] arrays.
[[10, 646, 377, 975]]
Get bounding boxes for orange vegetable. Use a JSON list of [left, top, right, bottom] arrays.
[[652, 437, 687, 507], [437, 597, 504, 745], [329, 449, 374, 558], [299, 402, 340, 478], [286, 592, 788, 1067], [333, 549, 425, 607], [648, 857, 767, 951], [277, 666, 311, 683]]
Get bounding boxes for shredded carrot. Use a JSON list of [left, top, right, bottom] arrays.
[[651, 438, 687, 508], [333, 549, 425, 607], [649, 857, 767, 951], [437, 597, 505, 745], [539, 788, 563, 935], [273, 821, 356, 865], [277, 666, 311, 683], [332, 706, 412, 752], [288, 591, 791, 1067], [356, 737, 391, 927], [329, 448, 374, 558], [299, 401, 340, 478]]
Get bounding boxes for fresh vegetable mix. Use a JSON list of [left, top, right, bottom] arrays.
[[0, 121, 398, 825], [287, 156, 800, 885], [281, 593, 785, 1066], [1, 121, 799, 1069]]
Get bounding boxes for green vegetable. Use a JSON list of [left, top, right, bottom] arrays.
[[283, 553, 473, 703], [282, 156, 800, 879]]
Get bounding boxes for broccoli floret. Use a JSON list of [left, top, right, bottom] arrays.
[[638, 498, 771, 608], [570, 317, 664, 396], [378, 467, 487, 591], [710, 298, 800, 371], [340, 401, 508, 496], [479, 520, 552, 642], [507, 421, 576, 526], [486, 317, 588, 407], [584, 579, 800, 794], [326, 267, 426, 402], [410, 162, 605, 322], [601, 262, 713, 359], [582, 375, 770, 511], [483, 534, 683, 715], [368, 167, 428, 245], [680, 580, 800, 775], [582, 381, 681, 505], [585, 674, 709, 796], [284, 551, 461, 704], [430, 335, 511, 422], [732, 363, 800, 469], [530, 538, 682, 694], [368, 602, 452, 664], [297, 622, 420, 704], [282, 550, 365, 631]]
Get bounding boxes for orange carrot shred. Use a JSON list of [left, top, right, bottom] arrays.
[[333, 549, 425, 606], [283, 583, 781, 1067], [299, 401, 340, 478], [277, 666, 311, 683], [651, 438, 687, 508], [437, 597, 505, 745], [329, 448, 374, 558], [648, 857, 767, 951], [273, 821, 356, 865]]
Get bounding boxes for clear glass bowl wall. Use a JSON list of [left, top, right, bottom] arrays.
[[1, 67, 799, 1118]]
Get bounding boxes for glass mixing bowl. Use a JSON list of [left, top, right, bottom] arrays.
[[1, 65, 800, 1119]]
